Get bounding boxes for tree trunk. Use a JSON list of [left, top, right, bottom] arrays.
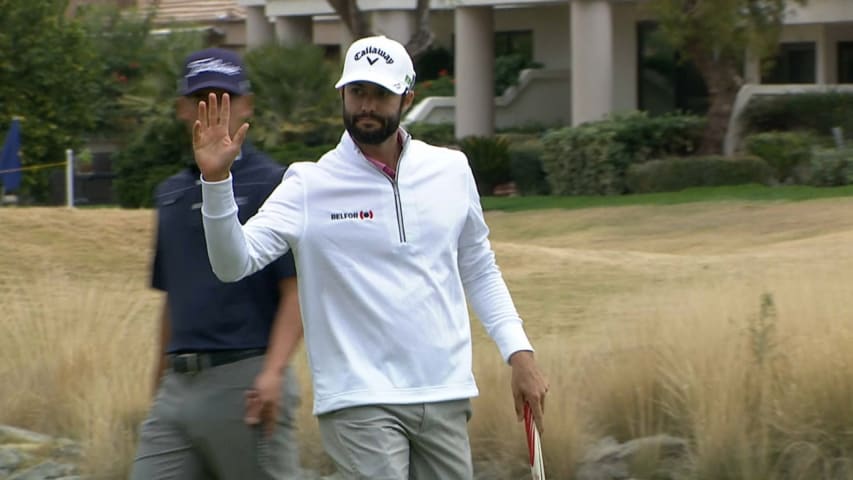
[[690, 50, 743, 155], [327, 0, 371, 38], [405, 0, 434, 61], [328, 0, 434, 61]]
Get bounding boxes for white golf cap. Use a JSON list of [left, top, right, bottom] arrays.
[[334, 35, 416, 95]]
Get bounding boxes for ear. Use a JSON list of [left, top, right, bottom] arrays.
[[401, 90, 415, 113]]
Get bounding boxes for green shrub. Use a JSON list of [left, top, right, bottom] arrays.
[[496, 132, 542, 145], [494, 53, 542, 96], [413, 73, 454, 100], [113, 113, 189, 208], [244, 43, 339, 150], [406, 122, 456, 147], [808, 148, 853, 187], [625, 155, 773, 194], [497, 124, 553, 135], [110, 33, 207, 208], [542, 112, 705, 195], [460, 136, 511, 196], [741, 92, 853, 137], [508, 141, 550, 195], [414, 46, 453, 81], [263, 114, 340, 147], [743, 131, 822, 183]]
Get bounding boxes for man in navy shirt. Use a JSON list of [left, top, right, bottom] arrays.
[[130, 48, 303, 479]]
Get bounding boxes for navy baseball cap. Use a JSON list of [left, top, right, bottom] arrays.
[[178, 48, 251, 96]]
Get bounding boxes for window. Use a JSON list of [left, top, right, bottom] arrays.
[[637, 22, 708, 115], [448, 30, 534, 62], [840, 42, 853, 84], [494, 30, 533, 60], [322, 44, 341, 62], [762, 42, 816, 84]]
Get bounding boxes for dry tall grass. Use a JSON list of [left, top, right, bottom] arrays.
[[5, 200, 853, 479]]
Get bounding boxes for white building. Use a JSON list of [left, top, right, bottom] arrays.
[[238, 0, 853, 138]]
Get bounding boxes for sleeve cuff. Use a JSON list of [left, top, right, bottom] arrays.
[[200, 173, 238, 219], [493, 321, 534, 363]]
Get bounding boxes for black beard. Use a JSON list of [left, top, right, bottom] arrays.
[[343, 108, 402, 145]]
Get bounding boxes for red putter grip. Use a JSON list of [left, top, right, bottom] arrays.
[[524, 402, 546, 480], [524, 403, 535, 465]]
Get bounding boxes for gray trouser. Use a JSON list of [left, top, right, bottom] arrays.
[[129, 355, 301, 480], [317, 399, 473, 480]]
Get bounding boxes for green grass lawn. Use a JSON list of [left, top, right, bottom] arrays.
[[481, 184, 853, 212]]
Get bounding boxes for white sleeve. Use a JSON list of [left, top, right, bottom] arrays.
[[201, 167, 306, 282], [457, 162, 533, 361]]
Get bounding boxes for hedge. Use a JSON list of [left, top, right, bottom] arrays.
[[741, 92, 853, 137], [809, 147, 853, 187], [626, 155, 774, 194], [743, 131, 822, 183], [508, 141, 550, 195], [542, 112, 705, 195]]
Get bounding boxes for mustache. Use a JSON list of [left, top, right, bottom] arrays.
[[354, 113, 385, 122]]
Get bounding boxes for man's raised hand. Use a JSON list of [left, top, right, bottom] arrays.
[[192, 92, 249, 182]]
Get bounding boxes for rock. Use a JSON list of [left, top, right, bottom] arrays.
[[619, 434, 687, 460], [0, 425, 85, 479], [576, 460, 631, 480], [0, 426, 53, 445], [0, 446, 26, 476], [581, 436, 622, 463], [302, 462, 531, 480], [297, 468, 343, 480], [7, 459, 78, 480], [575, 435, 688, 480], [52, 439, 83, 460]]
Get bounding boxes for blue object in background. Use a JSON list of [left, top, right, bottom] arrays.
[[0, 118, 22, 192]]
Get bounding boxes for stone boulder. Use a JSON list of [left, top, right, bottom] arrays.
[[0, 425, 83, 480], [576, 434, 688, 480]]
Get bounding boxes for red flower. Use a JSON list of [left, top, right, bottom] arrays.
[[438, 69, 449, 77]]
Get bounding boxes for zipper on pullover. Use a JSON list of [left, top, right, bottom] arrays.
[[386, 176, 407, 243], [359, 135, 410, 244]]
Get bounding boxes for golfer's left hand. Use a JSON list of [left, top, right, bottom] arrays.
[[245, 368, 281, 437], [509, 350, 549, 432]]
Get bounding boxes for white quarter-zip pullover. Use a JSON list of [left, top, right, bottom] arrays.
[[201, 130, 533, 414]]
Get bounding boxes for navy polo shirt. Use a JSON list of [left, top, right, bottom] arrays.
[[151, 142, 296, 353]]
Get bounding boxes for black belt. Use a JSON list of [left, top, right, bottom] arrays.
[[167, 349, 265, 374]]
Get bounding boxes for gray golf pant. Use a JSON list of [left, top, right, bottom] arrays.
[[129, 355, 301, 479], [317, 399, 473, 480]]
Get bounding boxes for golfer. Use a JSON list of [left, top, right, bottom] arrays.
[[192, 35, 548, 479]]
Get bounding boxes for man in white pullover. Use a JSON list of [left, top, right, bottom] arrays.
[[193, 35, 549, 479]]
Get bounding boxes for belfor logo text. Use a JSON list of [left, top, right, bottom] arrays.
[[330, 210, 375, 221]]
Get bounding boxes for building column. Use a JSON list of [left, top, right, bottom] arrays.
[[744, 49, 762, 84], [454, 6, 494, 139], [246, 5, 275, 49], [818, 24, 837, 84], [610, 3, 638, 113], [571, 0, 614, 125], [275, 16, 313, 45], [371, 10, 415, 43]]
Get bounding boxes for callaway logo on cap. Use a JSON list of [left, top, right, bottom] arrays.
[[335, 35, 416, 95]]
